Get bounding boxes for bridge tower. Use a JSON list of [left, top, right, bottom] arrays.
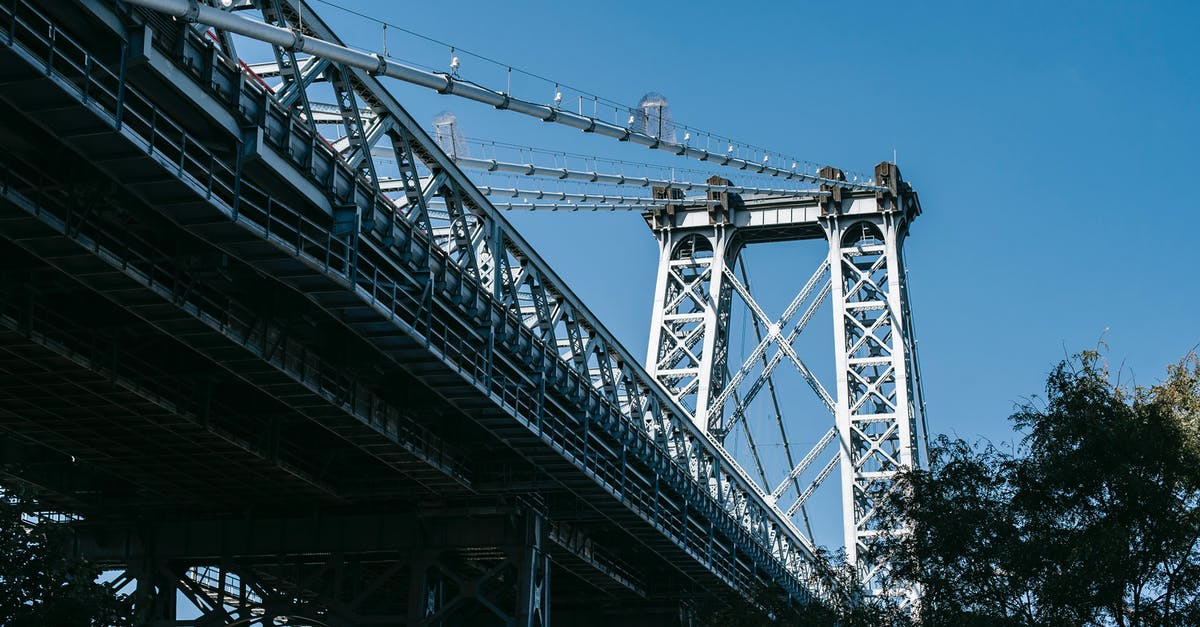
[[645, 163, 927, 592], [644, 178, 739, 431], [4, 0, 929, 614]]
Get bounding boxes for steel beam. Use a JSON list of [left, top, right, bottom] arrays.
[[0, 0, 869, 607], [410, 184, 719, 207], [822, 163, 923, 594], [121, 0, 882, 192], [644, 161, 925, 592], [444, 155, 829, 198]]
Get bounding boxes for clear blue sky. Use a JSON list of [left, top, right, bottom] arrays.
[[306, 0, 1200, 547]]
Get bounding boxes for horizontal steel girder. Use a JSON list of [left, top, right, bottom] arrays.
[[125, 0, 881, 193], [0, 0, 851, 604]]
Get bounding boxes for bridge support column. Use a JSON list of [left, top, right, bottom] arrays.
[[645, 184, 739, 432], [407, 552, 445, 627], [822, 163, 923, 593], [517, 511, 551, 627], [407, 508, 552, 626], [127, 538, 182, 625]]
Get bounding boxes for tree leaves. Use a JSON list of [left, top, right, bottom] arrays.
[[0, 497, 131, 627], [875, 351, 1200, 627]]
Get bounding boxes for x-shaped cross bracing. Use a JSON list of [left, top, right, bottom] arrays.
[[787, 455, 840, 518], [842, 248, 889, 304], [707, 261, 834, 435], [851, 421, 902, 472], [770, 427, 837, 501], [650, 258, 718, 408], [848, 364, 898, 415], [845, 310, 894, 360]]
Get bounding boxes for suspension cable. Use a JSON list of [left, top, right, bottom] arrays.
[[124, 0, 883, 192], [447, 156, 830, 198]]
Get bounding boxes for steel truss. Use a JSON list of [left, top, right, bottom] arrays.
[[645, 216, 737, 426], [75, 507, 554, 626], [121, 0, 882, 193], [644, 165, 925, 594], [0, 0, 837, 615], [428, 185, 719, 207], [824, 166, 924, 591], [443, 155, 829, 198]]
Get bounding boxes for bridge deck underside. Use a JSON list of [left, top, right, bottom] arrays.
[[0, 78, 671, 621], [0, 1, 805, 618]]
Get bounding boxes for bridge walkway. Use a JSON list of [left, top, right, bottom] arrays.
[[0, 0, 828, 621]]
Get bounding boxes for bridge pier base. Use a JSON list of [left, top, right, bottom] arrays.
[[129, 555, 178, 625], [516, 511, 551, 627]]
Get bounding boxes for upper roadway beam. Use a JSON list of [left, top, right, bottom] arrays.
[[121, 0, 883, 193]]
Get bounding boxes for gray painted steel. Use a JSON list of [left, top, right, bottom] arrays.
[[0, 0, 910, 621]]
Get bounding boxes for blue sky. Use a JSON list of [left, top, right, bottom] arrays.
[[302, 0, 1200, 546]]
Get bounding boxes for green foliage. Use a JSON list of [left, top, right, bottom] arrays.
[[0, 497, 131, 627], [874, 436, 1024, 626], [875, 351, 1200, 626]]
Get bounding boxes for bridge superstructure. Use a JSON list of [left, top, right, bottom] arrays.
[[0, 0, 925, 623], [644, 173, 925, 590]]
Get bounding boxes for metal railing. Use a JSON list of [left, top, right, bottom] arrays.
[[0, 0, 837, 603]]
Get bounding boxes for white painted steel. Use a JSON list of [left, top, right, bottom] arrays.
[[446, 155, 831, 198], [403, 184, 718, 207], [646, 177, 924, 595], [823, 190, 922, 595], [122, 0, 882, 193], [122, 0, 925, 602]]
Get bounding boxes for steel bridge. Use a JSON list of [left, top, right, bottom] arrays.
[[0, 0, 925, 624]]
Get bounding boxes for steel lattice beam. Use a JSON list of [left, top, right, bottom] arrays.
[[121, 0, 883, 192], [442, 155, 829, 198], [822, 168, 924, 593], [0, 0, 839, 609], [644, 164, 925, 596]]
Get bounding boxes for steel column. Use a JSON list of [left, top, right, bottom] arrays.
[[644, 211, 736, 432], [822, 162, 922, 593]]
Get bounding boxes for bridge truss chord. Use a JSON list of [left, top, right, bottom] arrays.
[[0, 0, 940, 623]]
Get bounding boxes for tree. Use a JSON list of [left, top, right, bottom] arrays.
[[874, 436, 1026, 626], [875, 351, 1200, 626], [0, 495, 132, 627]]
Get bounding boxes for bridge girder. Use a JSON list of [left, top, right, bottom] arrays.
[[0, 0, 843, 621]]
